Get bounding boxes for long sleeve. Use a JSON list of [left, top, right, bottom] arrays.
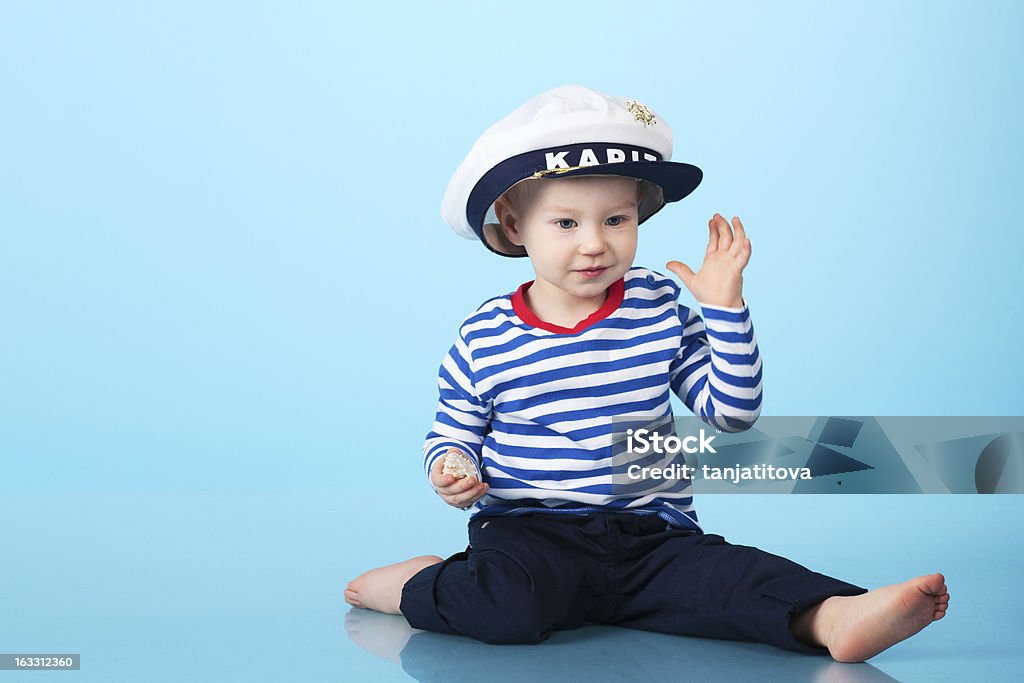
[[422, 331, 493, 485], [668, 299, 762, 432]]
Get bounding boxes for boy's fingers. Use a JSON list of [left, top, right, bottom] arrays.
[[430, 470, 456, 488], [435, 476, 478, 495], [430, 458, 448, 480], [429, 466, 458, 489], [424, 447, 485, 508], [465, 483, 489, 506], [707, 218, 719, 252], [715, 213, 733, 249], [738, 238, 752, 268], [430, 457, 470, 489], [445, 482, 488, 508], [665, 260, 695, 290], [731, 217, 746, 250]]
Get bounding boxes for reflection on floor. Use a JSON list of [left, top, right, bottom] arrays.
[[344, 609, 900, 683]]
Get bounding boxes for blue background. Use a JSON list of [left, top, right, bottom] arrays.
[[1, 1, 1021, 681]]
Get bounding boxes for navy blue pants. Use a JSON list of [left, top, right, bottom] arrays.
[[400, 511, 868, 654]]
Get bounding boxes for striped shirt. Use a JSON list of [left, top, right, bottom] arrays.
[[423, 266, 762, 530]]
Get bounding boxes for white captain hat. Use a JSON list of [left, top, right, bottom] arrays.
[[440, 85, 703, 257]]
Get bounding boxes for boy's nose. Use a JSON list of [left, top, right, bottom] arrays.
[[577, 224, 607, 255]]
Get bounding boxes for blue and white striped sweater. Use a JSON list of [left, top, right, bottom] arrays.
[[423, 266, 762, 530]]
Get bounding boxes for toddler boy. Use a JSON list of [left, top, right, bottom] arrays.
[[345, 86, 949, 662]]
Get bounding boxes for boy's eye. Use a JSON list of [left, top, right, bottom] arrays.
[[556, 218, 577, 229], [606, 216, 626, 227]]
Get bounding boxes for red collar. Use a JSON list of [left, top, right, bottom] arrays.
[[511, 277, 624, 334]]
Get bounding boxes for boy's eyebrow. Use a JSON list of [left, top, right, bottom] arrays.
[[539, 202, 638, 213]]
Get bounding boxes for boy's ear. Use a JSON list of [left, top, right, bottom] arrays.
[[494, 197, 525, 247]]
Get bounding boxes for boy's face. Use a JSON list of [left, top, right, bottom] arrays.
[[496, 175, 639, 305]]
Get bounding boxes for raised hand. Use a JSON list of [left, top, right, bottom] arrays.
[[666, 214, 751, 309]]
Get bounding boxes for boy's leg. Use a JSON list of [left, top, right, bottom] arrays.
[[609, 525, 868, 654], [608, 523, 949, 660], [399, 515, 595, 644]]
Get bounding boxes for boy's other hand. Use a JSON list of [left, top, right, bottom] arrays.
[[666, 214, 751, 309], [430, 455, 489, 509]]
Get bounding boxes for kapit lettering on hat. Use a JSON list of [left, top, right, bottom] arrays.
[[540, 145, 659, 173], [441, 85, 703, 257]]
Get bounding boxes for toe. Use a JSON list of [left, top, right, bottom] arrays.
[[918, 573, 946, 595]]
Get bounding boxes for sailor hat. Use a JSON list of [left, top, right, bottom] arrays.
[[441, 85, 703, 257]]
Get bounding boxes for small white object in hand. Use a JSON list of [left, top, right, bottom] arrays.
[[442, 450, 476, 479]]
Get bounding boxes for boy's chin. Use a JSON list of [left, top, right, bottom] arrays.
[[560, 273, 617, 296]]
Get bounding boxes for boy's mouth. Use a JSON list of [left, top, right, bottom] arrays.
[[575, 266, 609, 279]]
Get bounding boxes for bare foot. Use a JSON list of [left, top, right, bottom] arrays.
[[344, 555, 443, 615], [794, 573, 950, 662]]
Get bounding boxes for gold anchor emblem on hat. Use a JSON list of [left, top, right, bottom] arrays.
[[626, 100, 656, 126]]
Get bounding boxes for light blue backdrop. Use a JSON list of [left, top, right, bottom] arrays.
[[1, 1, 1021, 681]]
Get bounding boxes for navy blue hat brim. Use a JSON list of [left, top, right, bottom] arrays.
[[546, 160, 703, 203]]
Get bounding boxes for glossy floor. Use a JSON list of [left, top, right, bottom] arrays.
[[1, 493, 1019, 681]]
